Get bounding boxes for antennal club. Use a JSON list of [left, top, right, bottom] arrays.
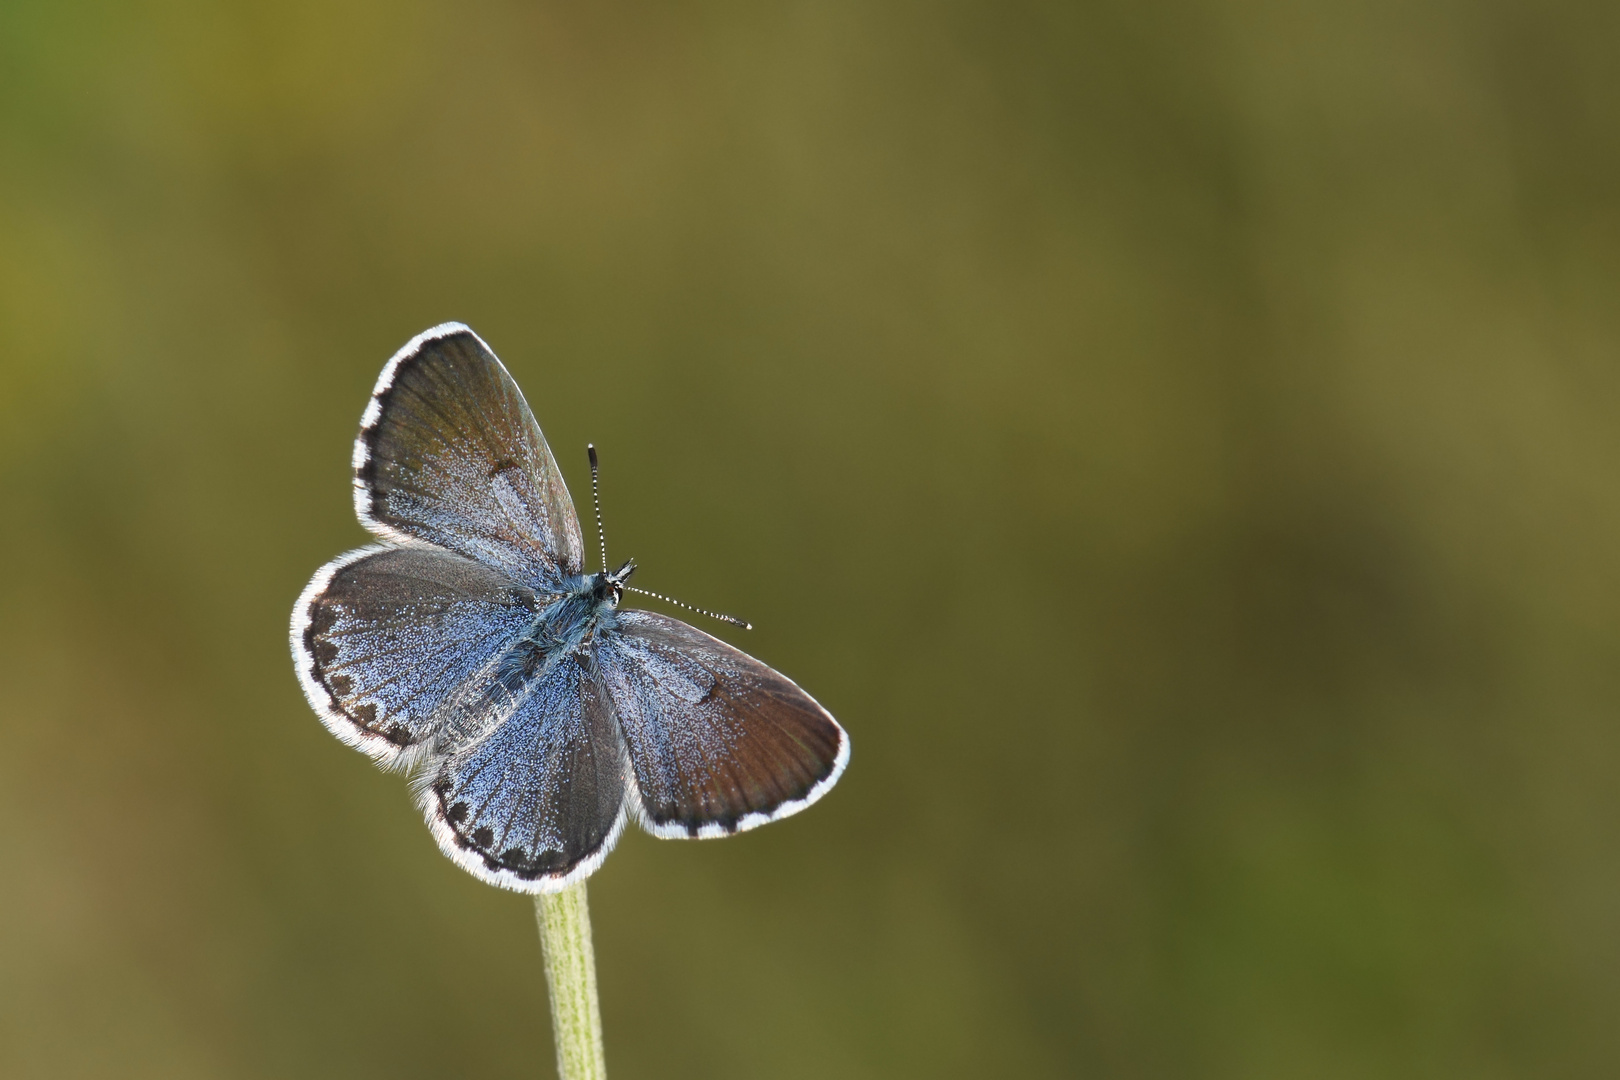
[[625, 586, 753, 631], [587, 443, 608, 573]]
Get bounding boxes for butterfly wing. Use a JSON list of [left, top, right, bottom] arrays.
[[596, 610, 849, 838], [421, 650, 628, 892], [291, 544, 546, 766], [354, 323, 585, 587]]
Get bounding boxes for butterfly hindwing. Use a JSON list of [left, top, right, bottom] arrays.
[[354, 323, 585, 587], [292, 544, 544, 765], [423, 650, 628, 891], [597, 610, 849, 838]]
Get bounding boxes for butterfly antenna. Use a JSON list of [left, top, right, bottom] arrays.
[[624, 586, 753, 631], [588, 443, 608, 573], [590, 443, 750, 630]]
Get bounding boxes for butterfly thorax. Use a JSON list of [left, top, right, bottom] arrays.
[[495, 561, 636, 692]]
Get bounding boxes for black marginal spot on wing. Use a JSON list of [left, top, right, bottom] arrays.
[[355, 353, 423, 522], [303, 588, 420, 746], [353, 356, 413, 497], [304, 601, 352, 727], [432, 780, 581, 881], [427, 652, 625, 882], [355, 443, 377, 490], [299, 546, 540, 751]]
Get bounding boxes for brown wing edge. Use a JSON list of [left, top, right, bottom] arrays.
[[350, 323, 475, 546], [291, 543, 421, 769], [347, 322, 585, 577], [609, 612, 851, 840]]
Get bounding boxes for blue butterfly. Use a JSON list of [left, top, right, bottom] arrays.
[[291, 324, 849, 892]]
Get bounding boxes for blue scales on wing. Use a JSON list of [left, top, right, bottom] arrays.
[[597, 610, 848, 838], [423, 651, 628, 888], [294, 544, 545, 765], [353, 323, 585, 588]]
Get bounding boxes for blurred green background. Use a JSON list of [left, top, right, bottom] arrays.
[[2, 1, 1618, 1077]]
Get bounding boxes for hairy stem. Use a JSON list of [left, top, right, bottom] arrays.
[[535, 883, 607, 1080]]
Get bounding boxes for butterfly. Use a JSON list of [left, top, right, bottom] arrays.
[[290, 324, 849, 892]]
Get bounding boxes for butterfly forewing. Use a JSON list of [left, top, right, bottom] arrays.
[[355, 324, 585, 587], [597, 610, 849, 838], [293, 544, 543, 765], [423, 651, 629, 890]]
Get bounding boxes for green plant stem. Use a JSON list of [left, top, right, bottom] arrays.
[[535, 883, 607, 1080]]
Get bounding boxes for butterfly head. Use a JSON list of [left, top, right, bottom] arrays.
[[593, 559, 637, 608]]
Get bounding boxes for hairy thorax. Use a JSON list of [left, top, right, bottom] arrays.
[[495, 570, 628, 694]]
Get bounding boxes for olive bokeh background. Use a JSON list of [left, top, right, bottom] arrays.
[[3, 2, 1619, 1077]]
